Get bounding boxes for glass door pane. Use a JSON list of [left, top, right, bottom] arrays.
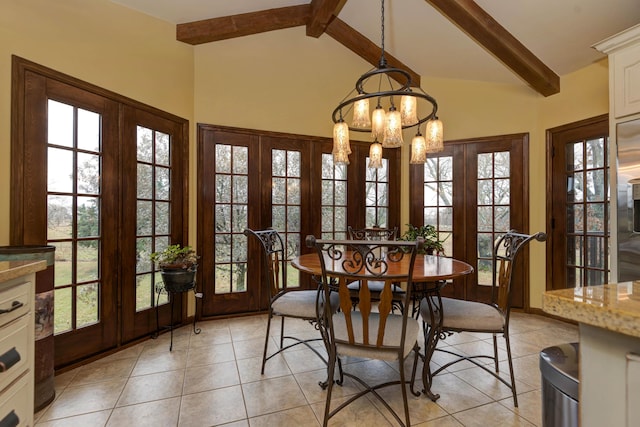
[[565, 137, 609, 286], [135, 126, 171, 311], [213, 144, 249, 295], [321, 153, 348, 239], [47, 99, 102, 333], [271, 148, 301, 288], [365, 159, 389, 227]]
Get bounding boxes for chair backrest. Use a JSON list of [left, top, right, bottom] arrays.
[[306, 236, 423, 350], [244, 228, 287, 298], [492, 230, 546, 312], [347, 226, 398, 241]]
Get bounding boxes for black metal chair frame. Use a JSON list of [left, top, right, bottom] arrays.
[[346, 226, 404, 312], [419, 230, 546, 406], [308, 236, 424, 427], [244, 228, 329, 375]]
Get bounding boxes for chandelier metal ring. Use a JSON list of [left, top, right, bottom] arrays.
[[332, 90, 439, 133]]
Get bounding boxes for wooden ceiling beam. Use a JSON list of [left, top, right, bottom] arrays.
[[306, 0, 345, 38], [325, 17, 421, 87], [425, 0, 560, 96], [176, 5, 310, 45]]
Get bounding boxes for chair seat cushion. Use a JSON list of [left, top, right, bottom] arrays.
[[420, 297, 504, 331], [332, 312, 419, 361], [346, 281, 406, 294], [272, 289, 340, 319]]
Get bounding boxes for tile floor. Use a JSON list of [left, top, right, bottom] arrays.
[[34, 311, 578, 426]]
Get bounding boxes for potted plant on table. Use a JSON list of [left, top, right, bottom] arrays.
[[150, 244, 199, 292], [399, 224, 446, 255]]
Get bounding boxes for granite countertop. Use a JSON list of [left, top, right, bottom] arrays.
[[0, 260, 47, 283], [543, 282, 640, 339]]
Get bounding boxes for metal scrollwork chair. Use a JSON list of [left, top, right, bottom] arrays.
[[419, 230, 546, 406], [244, 228, 340, 375], [347, 226, 405, 312], [307, 235, 424, 427]]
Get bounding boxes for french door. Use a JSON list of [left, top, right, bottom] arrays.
[[197, 125, 401, 317], [547, 115, 609, 289], [409, 134, 528, 306], [198, 126, 312, 316], [120, 107, 189, 342], [12, 57, 188, 367]]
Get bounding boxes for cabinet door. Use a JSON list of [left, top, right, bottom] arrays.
[[613, 43, 640, 118]]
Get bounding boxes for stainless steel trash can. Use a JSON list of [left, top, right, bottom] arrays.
[[539, 342, 579, 427]]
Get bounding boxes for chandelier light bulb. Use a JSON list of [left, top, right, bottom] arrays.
[[371, 105, 386, 140], [352, 98, 371, 128], [410, 133, 427, 164], [332, 121, 351, 165], [401, 94, 418, 126], [368, 142, 383, 168], [382, 107, 403, 148], [425, 118, 444, 153]]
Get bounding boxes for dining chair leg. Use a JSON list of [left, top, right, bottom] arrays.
[[323, 349, 337, 427], [399, 358, 410, 427], [409, 344, 421, 397], [279, 316, 285, 348], [504, 333, 519, 407], [336, 357, 344, 385], [261, 310, 274, 375], [421, 294, 442, 401], [493, 333, 499, 373]]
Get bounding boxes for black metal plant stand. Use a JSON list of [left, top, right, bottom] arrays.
[[152, 280, 202, 351]]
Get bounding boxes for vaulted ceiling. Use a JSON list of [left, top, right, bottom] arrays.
[[111, 0, 640, 97]]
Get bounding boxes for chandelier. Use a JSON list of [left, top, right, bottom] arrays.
[[332, 0, 444, 167]]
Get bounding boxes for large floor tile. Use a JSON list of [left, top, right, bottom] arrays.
[[34, 410, 111, 427], [183, 360, 240, 394], [178, 385, 247, 426], [116, 370, 185, 406], [242, 375, 309, 417], [248, 405, 321, 427], [108, 397, 181, 427], [451, 401, 536, 426], [39, 379, 126, 421]]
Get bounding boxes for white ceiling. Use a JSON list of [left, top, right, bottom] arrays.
[[110, 0, 640, 87]]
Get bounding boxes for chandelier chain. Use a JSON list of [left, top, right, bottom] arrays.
[[379, 0, 386, 67]]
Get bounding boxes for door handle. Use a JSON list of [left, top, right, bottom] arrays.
[[0, 410, 19, 427], [0, 348, 20, 373], [0, 301, 23, 315]]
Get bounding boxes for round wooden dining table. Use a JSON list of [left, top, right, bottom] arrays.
[[291, 251, 473, 400], [292, 252, 473, 282]]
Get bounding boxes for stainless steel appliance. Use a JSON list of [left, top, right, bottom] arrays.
[[617, 118, 640, 281]]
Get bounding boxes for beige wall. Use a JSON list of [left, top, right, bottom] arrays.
[[2, 0, 610, 309]]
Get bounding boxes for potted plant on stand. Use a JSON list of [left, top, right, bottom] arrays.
[[399, 224, 446, 255], [150, 244, 199, 293]]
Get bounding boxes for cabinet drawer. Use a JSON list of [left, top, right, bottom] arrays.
[[0, 373, 32, 427], [0, 316, 30, 394], [0, 282, 30, 329]]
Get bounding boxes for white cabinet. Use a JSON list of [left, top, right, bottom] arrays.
[[0, 262, 40, 427], [595, 23, 640, 119]]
